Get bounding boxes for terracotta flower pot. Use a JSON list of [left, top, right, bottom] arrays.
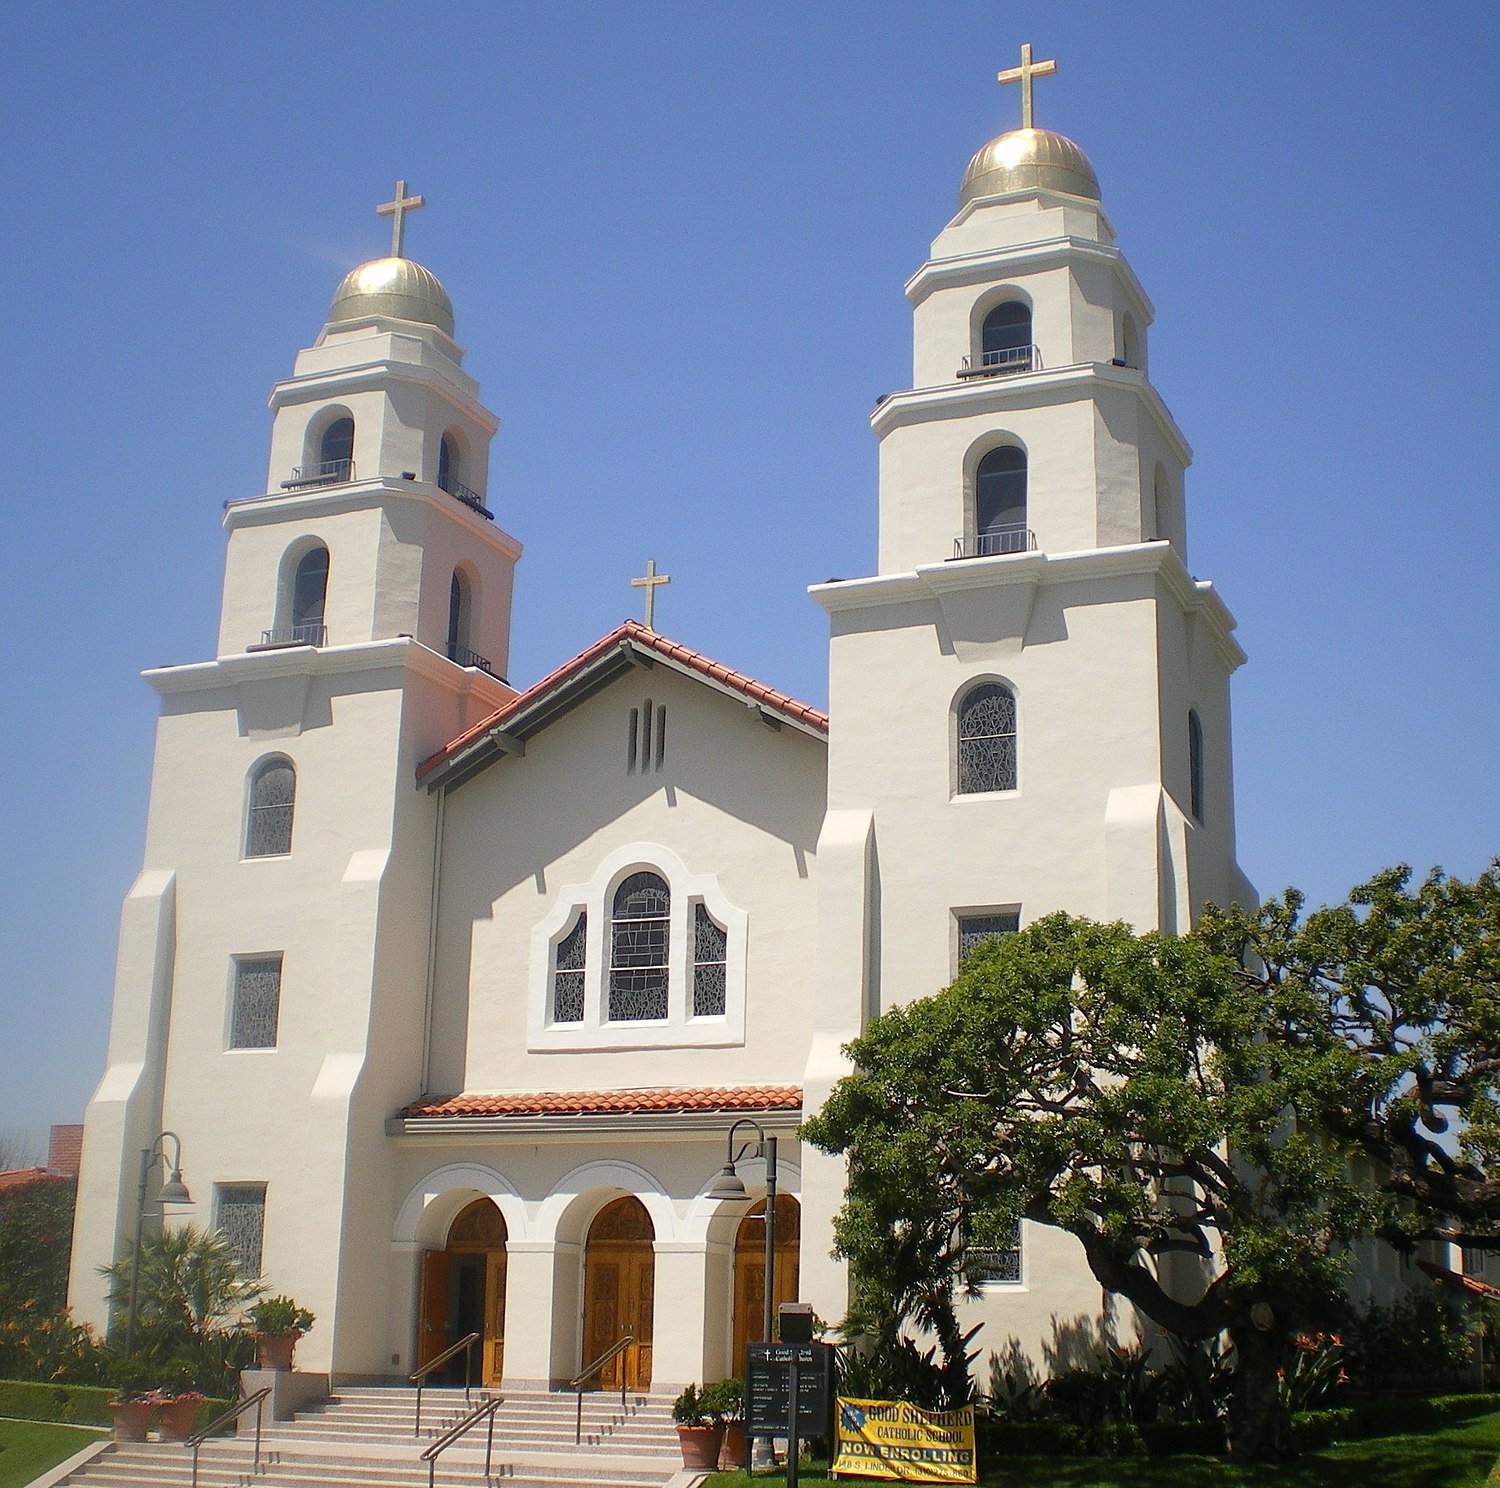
[[676, 1423, 724, 1470], [156, 1397, 202, 1441], [109, 1400, 154, 1441], [254, 1329, 300, 1370], [718, 1421, 747, 1470]]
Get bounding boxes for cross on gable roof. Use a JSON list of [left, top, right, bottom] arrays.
[[417, 620, 828, 793]]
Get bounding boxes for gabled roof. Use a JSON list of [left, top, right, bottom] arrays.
[[417, 621, 828, 793]]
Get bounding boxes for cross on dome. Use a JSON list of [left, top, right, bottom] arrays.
[[376, 179, 426, 259], [630, 558, 671, 630], [997, 42, 1057, 131]]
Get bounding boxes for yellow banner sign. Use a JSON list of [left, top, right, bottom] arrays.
[[832, 1397, 977, 1483]]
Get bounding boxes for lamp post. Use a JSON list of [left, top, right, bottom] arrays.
[[124, 1131, 192, 1358], [706, 1118, 779, 1346]]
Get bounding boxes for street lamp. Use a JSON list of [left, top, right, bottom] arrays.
[[124, 1131, 192, 1357], [707, 1117, 778, 1348]]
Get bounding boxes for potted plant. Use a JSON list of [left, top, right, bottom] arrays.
[[106, 1360, 158, 1440], [247, 1295, 315, 1371], [702, 1377, 746, 1469], [156, 1390, 206, 1440], [671, 1383, 724, 1470]]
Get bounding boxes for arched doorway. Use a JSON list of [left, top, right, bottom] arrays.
[[417, 1197, 507, 1386], [733, 1195, 800, 1371], [581, 1196, 655, 1389]]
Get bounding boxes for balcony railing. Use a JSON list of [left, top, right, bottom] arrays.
[[447, 641, 497, 676], [957, 345, 1040, 379], [254, 622, 327, 648], [281, 457, 354, 489], [440, 476, 493, 519], [952, 526, 1036, 560]]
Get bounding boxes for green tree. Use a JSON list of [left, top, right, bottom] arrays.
[[0, 1177, 76, 1320], [803, 913, 1383, 1461]]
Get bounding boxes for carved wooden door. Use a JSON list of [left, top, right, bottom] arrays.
[[582, 1197, 655, 1390], [732, 1196, 801, 1371]]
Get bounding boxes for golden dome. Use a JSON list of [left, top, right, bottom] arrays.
[[327, 257, 454, 336], [958, 128, 1100, 207]]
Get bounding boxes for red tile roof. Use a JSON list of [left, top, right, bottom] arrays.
[[417, 621, 827, 783], [0, 1167, 55, 1194], [1417, 1258, 1500, 1298], [399, 1085, 803, 1120]]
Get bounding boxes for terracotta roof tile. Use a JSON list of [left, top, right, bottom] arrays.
[[417, 622, 827, 781], [399, 1085, 802, 1120], [0, 1167, 58, 1194]]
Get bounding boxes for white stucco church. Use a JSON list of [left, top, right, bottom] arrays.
[[69, 53, 1260, 1394]]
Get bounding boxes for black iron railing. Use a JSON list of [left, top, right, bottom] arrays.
[[957, 345, 1039, 379], [952, 526, 1036, 559]]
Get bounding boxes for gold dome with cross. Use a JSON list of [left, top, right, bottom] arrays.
[[326, 179, 455, 337]]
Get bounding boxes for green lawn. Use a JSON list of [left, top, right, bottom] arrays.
[[0, 1419, 108, 1488], [705, 1410, 1500, 1488]]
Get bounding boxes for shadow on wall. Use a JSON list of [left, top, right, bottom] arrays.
[[987, 1302, 1128, 1399]]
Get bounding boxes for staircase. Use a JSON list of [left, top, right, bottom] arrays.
[[47, 1385, 693, 1488]]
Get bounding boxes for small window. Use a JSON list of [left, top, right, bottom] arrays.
[[291, 547, 328, 645], [965, 1222, 1022, 1286], [608, 871, 670, 1021], [692, 903, 728, 1017], [245, 758, 295, 857], [975, 446, 1028, 556], [229, 956, 282, 1049], [956, 683, 1017, 795], [1463, 1247, 1489, 1277], [957, 911, 1020, 967], [215, 1184, 267, 1277], [318, 416, 354, 481], [981, 301, 1033, 373], [628, 700, 666, 772], [552, 912, 587, 1024], [446, 568, 475, 665], [438, 433, 458, 494], [1188, 710, 1205, 823]]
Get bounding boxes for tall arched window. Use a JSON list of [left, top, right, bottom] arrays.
[[245, 758, 295, 857], [956, 683, 1018, 795], [1188, 710, 1205, 823], [438, 433, 459, 495], [447, 569, 470, 663], [318, 416, 354, 481], [290, 547, 329, 644], [608, 871, 670, 1021], [981, 301, 1033, 373], [975, 446, 1028, 556]]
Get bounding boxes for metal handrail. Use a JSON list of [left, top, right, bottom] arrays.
[[185, 1385, 271, 1488], [445, 642, 495, 675], [418, 1393, 503, 1488], [257, 622, 327, 648], [568, 1332, 632, 1445], [282, 457, 355, 488], [957, 345, 1040, 378], [410, 1331, 481, 1437], [952, 526, 1037, 560]]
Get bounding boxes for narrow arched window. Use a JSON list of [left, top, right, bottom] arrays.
[[291, 547, 328, 644], [692, 903, 728, 1017], [1188, 710, 1205, 823], [245, 758, 295, 857], [447, 570, 467, 661], [438, 433, 458, 495], [318, 417, 354, 481], [957, 683, 1017, 795], [608, 871, 670, 1021], [552, 912, 587, 1024], [975, 447, 1028, 556], [981, 302, 1033, 373]]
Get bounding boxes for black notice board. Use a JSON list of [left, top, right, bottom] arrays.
[[745, 1341, 835, 1436]]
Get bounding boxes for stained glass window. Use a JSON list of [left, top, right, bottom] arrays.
[[608, 872, 669, 1021], [957, 684, 1017, 794], [692, 903, 727, 1017], [957, 912, 1020, 966], [965, 1223, 1022, 1285], [245, 759, 295, 856], [230, 956, 281, 1048], [216, 1185, 266, 1278], [553, 912, 587, 1023]]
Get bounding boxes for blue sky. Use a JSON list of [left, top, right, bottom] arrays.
[[2, 3, 1497, 1151]]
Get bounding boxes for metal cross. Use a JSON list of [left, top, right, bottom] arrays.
[[376, 179, 426, 258], [630, 558, 671, 630], [997, 42, 1057, 130]]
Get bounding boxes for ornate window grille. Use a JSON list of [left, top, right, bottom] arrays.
[[215, 1184, 266, 1278], [692, 903, 728, 1017], [230, 957, 281, 1048], [957, 911, 1020, 966], [965, 1223, 1022, 1285], [552, 912, 587, 1023], [956, 684, 1017, 794], [608, 872, 670, 1021], [245, 759, 295, 856]]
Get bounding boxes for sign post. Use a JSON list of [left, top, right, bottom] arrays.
[[745, 1340, 834, 1486]]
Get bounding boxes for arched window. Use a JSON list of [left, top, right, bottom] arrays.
[[318, 416, 354, 481], [290, 547, 328, 644], [692, 903, 727, 1017], [608, 871, 670, 1021], [245, 758, 295, 857], [956, 683, 1018, 795], [975, 447, 1028, 556], [981, 301, 1033, 373], [1188, 710, 1205, 823], [1121, 314, 1143, 371], [438, 433, 458, 495], [552, 912, 587, 1024], [447, 569, 469, 662]]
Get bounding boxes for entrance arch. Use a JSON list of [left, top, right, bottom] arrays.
[[418, 1197, 507, 1386], [733, 1195, 800, 1369], [582, 1196, 655, 1389]]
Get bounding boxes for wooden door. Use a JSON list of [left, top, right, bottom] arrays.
[[417, 1198, 507, 1387], [484, 1250, 506, 1385], [582, 1197, 655, 1390], [418, 1250, 450, 1372], [732, 1196, 801, 1371]]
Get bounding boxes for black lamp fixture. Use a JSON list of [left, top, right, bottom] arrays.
[[124, 1131, 193, 1357], [707, 1117, 778, 1348]]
